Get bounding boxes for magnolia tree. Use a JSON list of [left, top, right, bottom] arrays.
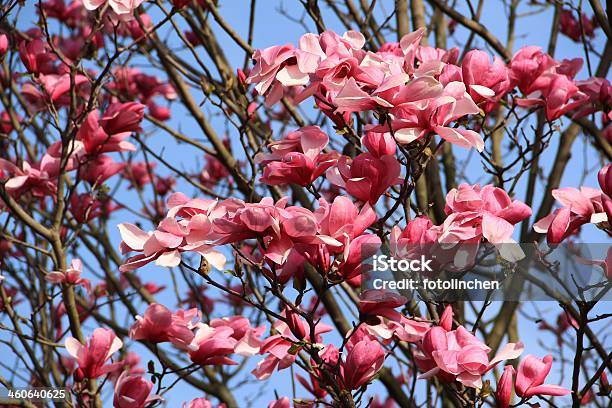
[[0, 0, 610, 407]]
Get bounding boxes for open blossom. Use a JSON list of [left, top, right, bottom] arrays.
[[45, 258, 91, 292], [326, 152, 401, 205], [117, 193, 226, 272], [515, 355, 571, 398], [461, 49, 512, 112], [129, 303, 200, 349], [65, 328, 123, 380], [533, 186, 608, 244], [210, 316, 266, 356], [0, 140, 82, 198], [416, 324, 524, 388], [113, 371, 160, 408], [188, 323, 239, 366], [83, 0, 145, 17], [372, 80, 485, 151], [213, 196, 343, 265], [252, 316, 332, 380], [256, 126, 338, 187], [77, 109, 137, 156], [437, 184, 531, 262], [358, 290, 430, 342]]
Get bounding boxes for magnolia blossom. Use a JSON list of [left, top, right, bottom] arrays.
[[515, 355, 571, 398], [495, 365, 515, 408], [436, 183, 532, 262], [129, 303, 200, 349], [45, 258, 91, 292], [117, 192, 226, 272], [113, 371, 160, 408], [358, 290, 430, 342], [187, 323, 239, 366], [534, 185, 608, 244], [210, 316, 266, 356], [252, 316, 332, 380], [65, 328, 123, 380], [416, 316, 524, 389], [461, 49, 512, 112], [256, 126, 338, 187], [342, 337, 386, 390], [326, 152, 401, 205], [83, 0, 145, 18]]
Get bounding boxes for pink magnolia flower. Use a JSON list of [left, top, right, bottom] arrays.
[[509, 46, 557, 95], [326, 152, 401, 204], [187, 323, 238, 366], [0, 158, 56, 198], [358, 290, 430, 342], [256, 126, 339, 187], [361, 130, 397, 157], [210, 316, 266, 356], [183, 398, 214, 408], [417, 325, 523, 388], [375, 81, 485, 151], [214, 196, 341, 265], [341, 337, 385, 390], [515, 355, 571, 398], [496, 365, 515, 408], [23, 73, 90, 109], [19, 38, 56, 75], [533, 186, 607, 244], [560, 9, 598, 42], [100, 102, 145, 135], [129, 303, 200, 349], [441, 183, 531, 246], [77, 110, 137, 156], [268, 397, 291, 408], [0, 33, 8, 58], [65, 328, 123, 380], [252, 318, 332, 380], [335, 233, 381, 286], [461, 49, 512, 112], [117, 195, 226, 272], [45, 258, 91, 292], [314, 196, 377, 247], [113, 371, 161, 408], [539, 73, 588, 120], [80, 155, 126, 185], [83, 0, 145, 17], [574, 77, 611, 118]]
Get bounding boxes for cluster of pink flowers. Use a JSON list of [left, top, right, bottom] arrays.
[[415, 306, 524, 389], [245, 29, 610, 150], [390, 183, 532, 267], [118, 192, 385, 285], [0, 100, 143, 207], [64, 327, 160, 407]]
